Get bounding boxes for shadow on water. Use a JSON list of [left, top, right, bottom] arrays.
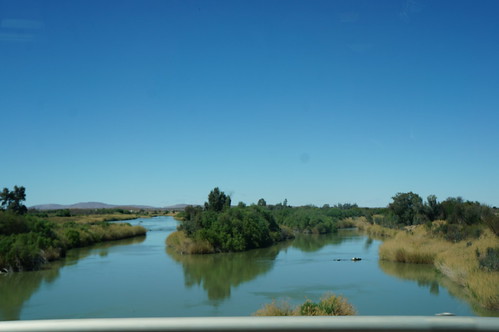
[[0, 236, 146, 320], [378, 260, 499, 317]]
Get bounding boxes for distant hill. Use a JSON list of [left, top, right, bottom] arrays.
[[29, 202, 190, 211]]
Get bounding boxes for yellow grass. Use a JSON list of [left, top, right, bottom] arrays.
[[47, 213, 145, 224], [166, 231, 215, 254], [353, 217, 398, 239], [376, 222, 499, 311], [254, 293, 356, 316], [253, 300, 294, 316]]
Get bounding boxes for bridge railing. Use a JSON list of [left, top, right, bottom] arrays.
[[1, 316, 498, 332]]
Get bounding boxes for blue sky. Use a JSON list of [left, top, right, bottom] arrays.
[[1, 0, 498, 207]]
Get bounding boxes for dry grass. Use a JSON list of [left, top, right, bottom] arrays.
[[254, 293, 356, 316], [353, 217, 398, 239], [48, 214, 144, 225], [253, 300, 294, 316], [166, 231, 215, 254], [379, 230, 448, 264], [377, 222, 499, 311], [434, 231, 499, 311]]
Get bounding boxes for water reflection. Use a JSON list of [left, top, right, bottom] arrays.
[[0, 236, 146, 320], [290, 232, 350, 252], [167, 231, 358, 303], [0, 268, 59, 320], [378, 260, 499, 317], [166, 243, 286, 302]]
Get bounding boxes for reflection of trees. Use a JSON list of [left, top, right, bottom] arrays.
[[378, 260, 498, 317], [364, 237, 373, 250], [167, 232, 360, 302], [0, 268, 59, 320], [291, 231, 354, 252], [0, 236, 145, 320], [167, 243, 287, 302], [60, 235, 146, 267], [378, 260, 441, 294]]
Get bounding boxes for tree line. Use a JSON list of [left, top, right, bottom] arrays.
[[1, 186, 146, 272], [175, 188, 371, 253], [378, 192, 499, 240]]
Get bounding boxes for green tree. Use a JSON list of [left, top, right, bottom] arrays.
[[204, 187, 231, 212], [388, 192, 425, 225], [257, 198, 267, 207], [0, 186, 27, 215], [425, 194, 441, 221]]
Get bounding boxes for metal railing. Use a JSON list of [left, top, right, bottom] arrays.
[[0, 317, 498, 332]]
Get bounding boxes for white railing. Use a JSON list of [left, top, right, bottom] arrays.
[[0, 316, 498, 332]]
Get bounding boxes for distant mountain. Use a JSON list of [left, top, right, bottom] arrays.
[[30, 202, 195, 211], [165, 204, 193, 210], [31, 202, 157, 210]]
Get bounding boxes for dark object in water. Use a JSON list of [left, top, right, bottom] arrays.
[[351, 257, 362, 261]]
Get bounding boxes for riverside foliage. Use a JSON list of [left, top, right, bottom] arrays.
[[0, 186, 147, 272], [355, 191, 499, 311], [170, 188, 369, 254], [253, 293, 356, 316], [0, 210, 146, 272]]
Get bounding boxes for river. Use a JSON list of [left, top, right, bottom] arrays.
[[0, 216, 485, 320]]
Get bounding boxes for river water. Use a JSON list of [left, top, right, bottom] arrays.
[[0, 216, 484, 320]]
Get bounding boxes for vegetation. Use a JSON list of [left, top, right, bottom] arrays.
[[169, 188, 367, 254], [166, 242, 283, 301], [170, 188, 292, 253], [0, 186, 147, 272], [269, 204, 365, 234], [1, 186, 27, 215], [356, 191, 499, 311], [253, 293, 356, 316]]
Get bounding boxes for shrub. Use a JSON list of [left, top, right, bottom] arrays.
[[254, 293, 356, 316], [478, 247, 499, 272], [253, 301, 294, 316]]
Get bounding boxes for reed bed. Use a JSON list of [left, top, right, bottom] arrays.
[[377, 222, 499, 311], [353, 217, 398, 239], [166, 231, 215, 254]]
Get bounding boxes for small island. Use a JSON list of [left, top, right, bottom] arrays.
[[167, 188, 293, 254], [166, 187, 366, 254]]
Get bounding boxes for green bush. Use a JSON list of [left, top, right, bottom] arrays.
[[478, 247, 499, 272]]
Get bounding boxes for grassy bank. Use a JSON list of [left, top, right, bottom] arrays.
[[0, 211, 146, 272], [253, 293, 356, 316], [166, 231, 215, 254], [355, 219, 499, 311]]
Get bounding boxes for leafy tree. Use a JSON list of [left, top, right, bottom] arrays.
[[388, 192, 425, 225], [425, 194, 441, 221], [204, 187, 231, 212], [0, 186, 27, 215], [257, 198, 267, 207]]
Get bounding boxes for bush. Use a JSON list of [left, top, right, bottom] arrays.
[[0, 211, 29, 235], [431, 223, 482, 242], [254, 293, 356, 316], [0, 233, 53, 271], [253, 301, 294, 316], [478, 247, 499, 272]]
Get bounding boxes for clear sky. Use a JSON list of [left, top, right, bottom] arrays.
[[1, 0, 498, 208]]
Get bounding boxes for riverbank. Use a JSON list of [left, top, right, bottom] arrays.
[[0, 211, 147, 272], [355, 219, 499, 311]]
